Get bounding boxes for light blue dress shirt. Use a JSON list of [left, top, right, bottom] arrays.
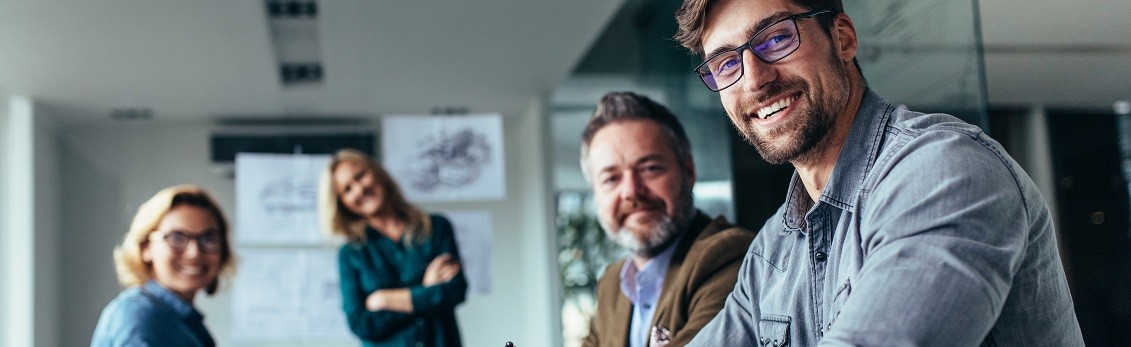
[[690, 89, 1084, 346], [620, 236, 680, 347]]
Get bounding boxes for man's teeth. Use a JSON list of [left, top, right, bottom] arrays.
[[756, 97, 793, 119]]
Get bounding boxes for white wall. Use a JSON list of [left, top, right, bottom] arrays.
[[55, 101, 560, 346], [34, 101, 62, 347]]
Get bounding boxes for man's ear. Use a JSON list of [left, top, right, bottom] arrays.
[[831, 13, 858, 64]]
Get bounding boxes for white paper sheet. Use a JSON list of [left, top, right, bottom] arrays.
[[231, 248, 354, 342], [235, 153, 331, 245], [440, 210, 493, 295], [382, 115, 506, 202]]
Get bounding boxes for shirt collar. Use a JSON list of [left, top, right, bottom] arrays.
[[782, 88, 893, 231], [618, 233, 682, 304], [143, 280, 205, 322]]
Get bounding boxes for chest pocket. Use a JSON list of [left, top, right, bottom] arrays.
[[758, 315, 791, 347]]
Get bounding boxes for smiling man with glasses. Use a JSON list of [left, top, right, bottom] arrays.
[[674, 0, 1084, 345]]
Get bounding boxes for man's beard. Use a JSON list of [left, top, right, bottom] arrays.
[[602, 183, 695, 258], [735, 53, 850, 165]]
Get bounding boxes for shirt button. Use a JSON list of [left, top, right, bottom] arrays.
[[814, 251, 827, 262]]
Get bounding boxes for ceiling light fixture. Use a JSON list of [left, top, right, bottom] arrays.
[[265, 0, 323, 85], [1114, 100, 1130, 116]]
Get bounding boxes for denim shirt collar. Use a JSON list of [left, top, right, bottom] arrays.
[[142, 280, 205, 323], [783, 88, 893, 232]]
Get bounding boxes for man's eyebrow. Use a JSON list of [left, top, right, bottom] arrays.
[[703, 11, 792, 58], [596, 164, 619, 176], [633, 154, 665, 166]]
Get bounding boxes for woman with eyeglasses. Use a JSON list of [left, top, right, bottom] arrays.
[[91, 184, 235, 347], [320, 149, 467, 347]]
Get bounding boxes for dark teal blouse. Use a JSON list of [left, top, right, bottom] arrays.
[[338, 214, 467, 347]]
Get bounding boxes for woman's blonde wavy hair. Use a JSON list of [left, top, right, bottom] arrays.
[[112, 184, 236, 295], [318, 149, 431, 245]]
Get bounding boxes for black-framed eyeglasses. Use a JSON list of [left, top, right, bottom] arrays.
[[151, 230, 223, 254], [694, 9, 836, 92]]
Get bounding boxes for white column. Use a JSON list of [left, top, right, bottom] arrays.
[[4, 96, 35, 347], [520, 96, 561, 347]]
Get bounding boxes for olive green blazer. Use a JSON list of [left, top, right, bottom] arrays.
[[582, 211, 756, 347]]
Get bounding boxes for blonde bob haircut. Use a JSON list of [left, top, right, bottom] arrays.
[[113, 184, 236, 295], [319, 148, 431, 245]]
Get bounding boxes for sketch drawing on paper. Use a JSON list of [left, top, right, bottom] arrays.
[[406, 128, 493, 191], [382, 114, 506, 202]]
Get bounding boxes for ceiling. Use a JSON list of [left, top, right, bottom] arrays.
[[0, 0, 625, 123], [0, 0, 1127, 124], [978, 0, 1131, 109]]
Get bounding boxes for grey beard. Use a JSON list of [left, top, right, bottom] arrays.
[[610, 214, 679, 258], [611, 196, 695, 258]]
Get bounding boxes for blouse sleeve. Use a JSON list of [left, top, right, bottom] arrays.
[[338, 245, 415, 340], [408, 215, 469, 314]]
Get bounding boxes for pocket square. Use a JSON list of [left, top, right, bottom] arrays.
[[650, 325, 671, 347]]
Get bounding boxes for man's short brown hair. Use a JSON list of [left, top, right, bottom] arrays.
[[580, 92, 693, 180], [674, 0, 844, 55]]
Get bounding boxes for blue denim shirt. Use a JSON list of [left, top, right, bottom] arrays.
[[690, 89, 1084, 346], [91, 280, 215, 347]]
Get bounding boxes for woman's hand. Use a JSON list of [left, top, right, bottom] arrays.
[[365, 288, 413, 313], [422, 253, 461, 287]]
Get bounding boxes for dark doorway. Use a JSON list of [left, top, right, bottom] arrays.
[[1046, 110, 1131, 346]]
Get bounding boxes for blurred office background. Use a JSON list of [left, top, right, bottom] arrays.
[[2, 0, 1128, 346]]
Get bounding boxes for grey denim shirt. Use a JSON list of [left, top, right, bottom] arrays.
[[690, 89, 1084, 346]]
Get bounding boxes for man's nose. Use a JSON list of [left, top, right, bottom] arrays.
[[618, 171, 645, 201], [739, 49, 776, 92]]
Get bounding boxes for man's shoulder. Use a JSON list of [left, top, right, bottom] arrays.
[[593, 258, 628, 300], [872, 106, 1017, 185], [691, 216, 756, 251], [886, 106, 986, 143], [597, 258, 627, 284], [684, 218, 755, 268]]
